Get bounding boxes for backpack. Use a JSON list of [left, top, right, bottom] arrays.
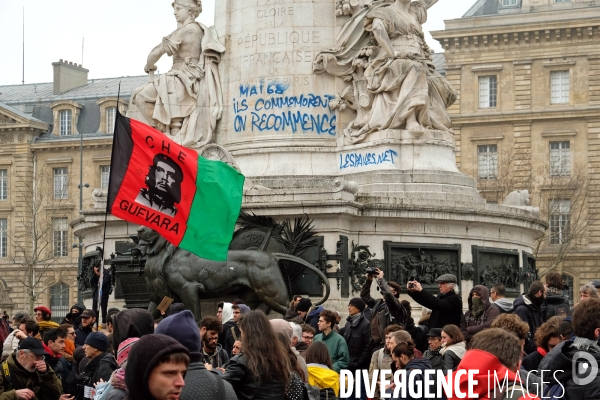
[[545, 303, 569, 321], [542, 383, 564, 400]]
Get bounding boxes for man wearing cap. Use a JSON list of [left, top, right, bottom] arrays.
[[340, 298, 371, 400], [75, 310, 96, 347], [423, 328, 444, 371], [360, 267, 407, 351], [0, 337, 64, 400], [296, 298, 324, 334], [76, 332, 118, 400], [407, 274, 463, 330]]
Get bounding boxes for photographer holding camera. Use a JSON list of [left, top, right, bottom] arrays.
[[360, 267, 407, 351], [406, 274, 463, 330]]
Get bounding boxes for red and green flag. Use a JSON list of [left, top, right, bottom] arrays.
[[107, 112, 244, 261]]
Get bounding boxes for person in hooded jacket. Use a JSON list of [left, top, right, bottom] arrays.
[[513, 281, 546, 354], [218, 303, 235, 349], [460, 285, 500, 342], [440, 324, 466, 371], [62, 304, 86, 328], [296, 298, 324, 335], [446, 328, 541, 400], [541, 272, 570, 322], [536, 298, 600, 400], [156, 310, 237, 399], [111, 309, 154, 354], [390, 341, 436, 400], [490, 284, 514, 314]]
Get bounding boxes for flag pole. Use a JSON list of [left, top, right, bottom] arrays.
[[98, 81, 121, 329]]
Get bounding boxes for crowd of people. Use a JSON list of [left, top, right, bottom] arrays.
[[0, 269, 597, 400]]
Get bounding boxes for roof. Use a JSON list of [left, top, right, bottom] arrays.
[[432, 53, 447, 76], [0, 101, 45, 124], [463, 0, 498, 17], [0, 75, 148, 105]]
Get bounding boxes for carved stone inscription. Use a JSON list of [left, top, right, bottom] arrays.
[[384, 242, 461, 289], [472, 246, 521, 292]]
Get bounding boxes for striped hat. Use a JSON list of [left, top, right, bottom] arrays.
[[117, 337, 139, 367]]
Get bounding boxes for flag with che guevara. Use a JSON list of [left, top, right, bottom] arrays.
[[107, 112, 245, 261]]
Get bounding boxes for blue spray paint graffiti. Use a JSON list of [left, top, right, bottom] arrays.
[[232, 80, 336, 136], [339, 149, 398, 169]]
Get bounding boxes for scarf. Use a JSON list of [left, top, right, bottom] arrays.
[[110, 368, 127, 391], [423, 347, 441, 360], [546, 287, 564, 296], [470, 298, 484, 317], [571, 337, 600, 353], [440, 341, 467, 359], [536, 347, 547, 357]]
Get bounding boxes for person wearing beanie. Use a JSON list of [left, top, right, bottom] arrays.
[[76, 332, 118, 400], [199, 316, 229, 370], [156, 311, 237, 399], [125, 334, 190, 400], [340, 298, 371, 398], [95, 337, 140, 400], [296, 298, 324, 335], [361, 267, 408, 352], [34, 306, 59, 337]]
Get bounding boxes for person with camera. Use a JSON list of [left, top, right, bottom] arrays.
[[0, 337, 70, 400], [406, 274, 463, 330], [360, 267, 407, 351], [90, 264, 112, 327]]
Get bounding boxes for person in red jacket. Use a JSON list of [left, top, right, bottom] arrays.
[[446, 328, 540, 400]]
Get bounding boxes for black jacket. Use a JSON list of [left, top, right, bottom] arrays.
[[407, 289, 463, 330], [521, 349, 544, 372], [390, 358, 436, 400], [76, 353, 118, 400], [537, 339, 600, 399], [219, 320, 236, 350], [423, 348, 443, 371], [224, 324, 240, 358], [90, 270, 112, 302], [223, 354, 286, 400], [339, 313, 372, 370], [405, 317, 428, 353], [75, 326, 93, 347], [541, 292, 570, 322], [181, 359, 237, 400], [360, 278, 407, 345], [513, 294, 543, 354], [46, 354, 71, 387]]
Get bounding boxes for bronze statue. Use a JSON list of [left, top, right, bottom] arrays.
[[137, 227, 330, 320]]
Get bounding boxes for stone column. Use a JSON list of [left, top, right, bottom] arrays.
[[215, 0, 340, 177]]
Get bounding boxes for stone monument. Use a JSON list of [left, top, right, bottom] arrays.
[[74, 0, 547, 313]]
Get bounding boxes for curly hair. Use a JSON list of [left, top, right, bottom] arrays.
[[199, 316, 222, 333], [239, 311, 291, 386], [534, 316, 562, 351], [572, 298, 600, 340], [491, 314, 529, 341]]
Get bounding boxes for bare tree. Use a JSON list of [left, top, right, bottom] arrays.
[[3, 165, 70, 314], [476, 145, 589, 274]]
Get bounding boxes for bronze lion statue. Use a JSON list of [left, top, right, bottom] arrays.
[[137, 227, 330, 320]]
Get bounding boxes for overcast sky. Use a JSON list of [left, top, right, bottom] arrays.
[[0, 0, 474, 86]]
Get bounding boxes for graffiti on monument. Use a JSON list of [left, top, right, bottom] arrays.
[[384, 242, 461, 291], [232, 80, 336, 135], [472, 246, 521, 292], [339, 149, 398, 170]]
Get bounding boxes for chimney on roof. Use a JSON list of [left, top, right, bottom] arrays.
[[52, 59, 89, 95]]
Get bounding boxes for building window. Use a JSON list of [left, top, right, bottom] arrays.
[[479, 76, 497, 109], [0, 218, 6, 258], [53, 168, 69, 199], [0, 169, 6, 200], [53, 218, 68, 257], [106, 107, 116, 134], [501, 0, 519, 7], [551, 71, 570, 104], [59, 110, 72, 136], [49, 283, 70, 323], [554, 0, 571, 3], [550, 141, 571, 177], [549, 199, 570, 245], [478, 145, 498, 179], [101, 166, 110, 190]]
